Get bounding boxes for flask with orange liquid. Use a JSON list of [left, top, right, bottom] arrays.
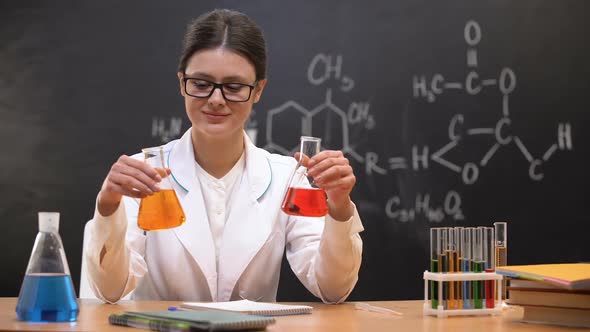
[[137, 146, 186, 231], [281, 136, 328, 217]]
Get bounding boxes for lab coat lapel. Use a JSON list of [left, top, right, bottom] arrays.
[[167, 130, 217, 300], [217, 133, 273, 301]]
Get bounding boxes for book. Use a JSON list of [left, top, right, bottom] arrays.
[[109, 310, 275, 332], [509, 279, 563, 290], [520, 305, 590, 328], [507, 288, 590, 309], [496, 263, 590, 290], [181, 299, 313, 316]]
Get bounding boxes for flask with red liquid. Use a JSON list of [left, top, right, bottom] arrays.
[[281, 136, 328, 217]]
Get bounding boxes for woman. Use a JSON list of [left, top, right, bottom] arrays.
[[84, 9, 364, 303]]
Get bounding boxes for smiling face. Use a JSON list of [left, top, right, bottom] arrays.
[[178, 47, 267, 141]]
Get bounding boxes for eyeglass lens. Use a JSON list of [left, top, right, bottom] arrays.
[[185, 79, 253, 102]]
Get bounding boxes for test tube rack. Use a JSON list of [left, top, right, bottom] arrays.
[[423, 271, 503, 318]]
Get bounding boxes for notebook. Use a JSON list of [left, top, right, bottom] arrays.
[[181, 299, 313, 316], [496, 263, 590, 290], [109, 310, 275, 332]]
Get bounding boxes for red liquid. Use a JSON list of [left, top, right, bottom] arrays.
[[281, 187, 328, 217], [485, 269, 495, 308]]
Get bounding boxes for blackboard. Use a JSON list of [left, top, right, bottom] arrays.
[[1, 0, 588, 301]]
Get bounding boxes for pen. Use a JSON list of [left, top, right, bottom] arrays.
[[354, 302, 403, 316], [167, 306, 188, 311]]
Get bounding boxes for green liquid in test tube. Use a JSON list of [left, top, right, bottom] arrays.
[[483, 227, 495, 309], [430, 228, 448, 309], [430, 228, 439, 309]]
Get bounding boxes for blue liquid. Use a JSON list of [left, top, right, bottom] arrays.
[[16, 274, 79, 322], [462, 260, 471, 309]]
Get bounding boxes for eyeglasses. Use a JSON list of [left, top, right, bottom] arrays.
[[182, 77, 257, 102]]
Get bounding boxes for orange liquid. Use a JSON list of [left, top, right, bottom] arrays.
[[281, 187, 328, 217], [496, 246, 507, 300], [138, 189, 186, 231]]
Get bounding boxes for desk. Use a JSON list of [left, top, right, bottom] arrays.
[[0, 298, 574, 331]]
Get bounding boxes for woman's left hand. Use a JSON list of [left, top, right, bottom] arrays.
[[295, 150, 356, 221]]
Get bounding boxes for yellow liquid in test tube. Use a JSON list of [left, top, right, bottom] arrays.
[[496, 246, 507, 300]]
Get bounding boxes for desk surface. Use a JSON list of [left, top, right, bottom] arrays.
[[0, 298, 575, 332]]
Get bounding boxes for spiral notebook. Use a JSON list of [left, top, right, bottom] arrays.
[[181, 299, 313, 316], [109, 310, 275, 332]]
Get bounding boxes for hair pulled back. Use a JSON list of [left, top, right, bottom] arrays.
[[178, 9, 267, 81]]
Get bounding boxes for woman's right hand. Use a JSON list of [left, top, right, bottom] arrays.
[[97, 155, 167, 217]]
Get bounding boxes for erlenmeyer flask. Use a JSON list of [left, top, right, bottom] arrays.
[[137, 146, 186, 231], [16, 212, 79, 322], [281, 136, 328, 217]]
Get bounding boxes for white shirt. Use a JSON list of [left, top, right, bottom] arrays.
[[195, 152, 245, 267]]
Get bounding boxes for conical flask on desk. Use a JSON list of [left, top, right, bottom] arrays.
[[16, 212, 79, 322]]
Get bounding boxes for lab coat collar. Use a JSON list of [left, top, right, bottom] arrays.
[[168, 129, 271, 201], [166, 129, 273, 301]]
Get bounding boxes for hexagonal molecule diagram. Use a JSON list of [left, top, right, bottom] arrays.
[[266, 89, 352, 156], [264, 101, 309, 155], [263, 54, 372, 162]]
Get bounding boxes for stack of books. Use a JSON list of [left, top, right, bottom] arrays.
[[496, 263, 590, 328]]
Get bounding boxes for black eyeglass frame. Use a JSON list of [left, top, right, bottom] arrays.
[[182, 76, 258, 102]]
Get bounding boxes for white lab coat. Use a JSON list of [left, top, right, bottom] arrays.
[[84, 129, 364, 303]]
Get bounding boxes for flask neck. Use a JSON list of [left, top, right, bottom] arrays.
[[38, 212, 60, 233], [25, 232, 71, 275], [299, 138, 321, 159]]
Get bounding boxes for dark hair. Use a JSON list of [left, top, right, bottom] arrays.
[[178, 9, 267, 81]]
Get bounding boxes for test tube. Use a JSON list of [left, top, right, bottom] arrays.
[[483, 227, 495, 309], [430, 228, 441, 309], [472, 227, 484, 309], [494, 222, 508, 300], [446, 228, 457, 309], [439, 228, 448, 309], [454, 227, 463, 309], [461, 227, 472, 309]]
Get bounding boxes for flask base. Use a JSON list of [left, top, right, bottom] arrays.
[[16, 274, 79, 322], [16, 308, 79, 322]]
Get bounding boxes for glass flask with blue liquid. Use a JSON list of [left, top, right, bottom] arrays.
[[16, 212, 79, 322]]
